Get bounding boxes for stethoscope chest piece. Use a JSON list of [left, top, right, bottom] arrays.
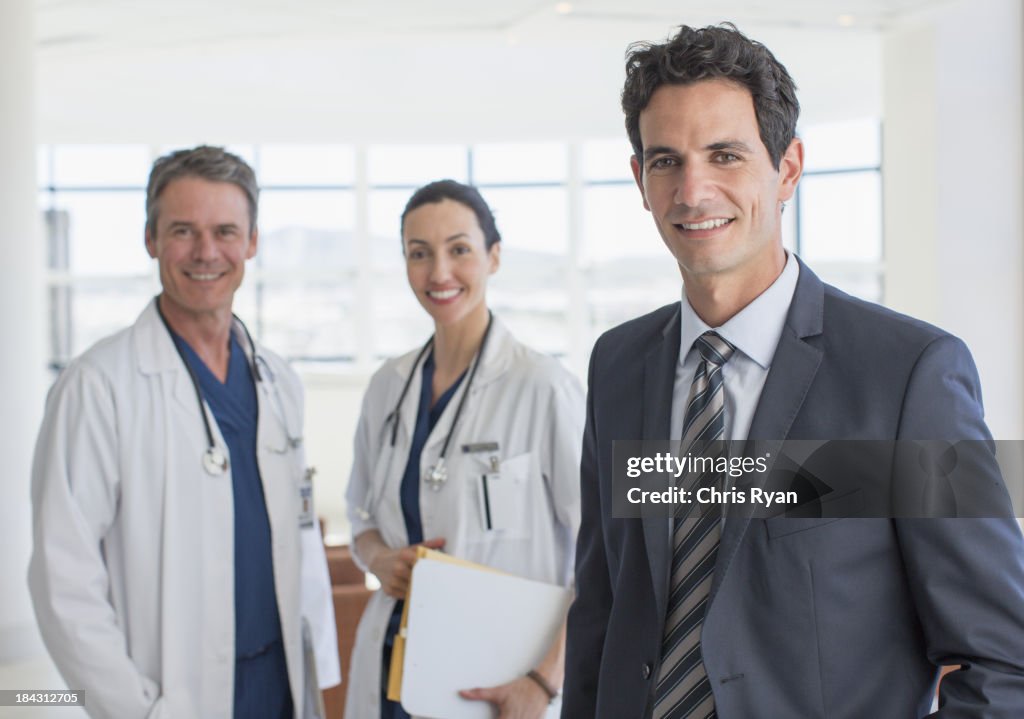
[[424, 459, 447, 491], [203, 447, 229, 476]]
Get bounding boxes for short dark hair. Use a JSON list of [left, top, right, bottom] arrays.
[[622, 23, 800, 171], [400, 180, 501, 249], [146, 145, 259, 234]]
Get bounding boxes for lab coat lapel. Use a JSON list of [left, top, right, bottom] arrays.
[[641, 305, 681, 624], [250, 340, 291, 526], [421, 317, 514, 458], [133, 299, 210, 420], [709, 260, 825, 606], [390, 345, 427, 450]]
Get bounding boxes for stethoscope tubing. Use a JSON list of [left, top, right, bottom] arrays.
[[387, 311, 494, 457], [154, 296, 284, 473]]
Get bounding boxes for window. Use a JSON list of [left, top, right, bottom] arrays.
[[40, 124, 883, 371], [793, 118, 883, 301], [480, 183, 570, 356], [258, 187, 357, 360], [40, 145, 155, 367]]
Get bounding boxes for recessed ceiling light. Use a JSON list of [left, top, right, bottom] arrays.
[[838, 14, 855, 26], [555, 2, 573, 15]]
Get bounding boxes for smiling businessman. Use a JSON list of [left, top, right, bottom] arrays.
[[562, 23, 1024, 719]]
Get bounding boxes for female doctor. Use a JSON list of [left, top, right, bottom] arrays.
[[344, 180, 584, 719]]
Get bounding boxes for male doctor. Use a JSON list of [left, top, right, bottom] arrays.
[[29, 145, 340, 718]]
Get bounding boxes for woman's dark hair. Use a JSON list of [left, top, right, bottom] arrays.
[[400, 179, 502, 249], [622, 23, 800, 171]]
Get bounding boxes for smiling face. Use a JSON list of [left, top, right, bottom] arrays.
[[402, 198, 499, 330], [145, 176, 257, 327], [630, 79, 802, 289]]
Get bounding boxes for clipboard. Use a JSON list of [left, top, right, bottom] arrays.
[[387, 548, 571, 718]]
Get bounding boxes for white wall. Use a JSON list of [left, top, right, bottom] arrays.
[[302, 369, 373, 543], [883, 0, 1024, 439], [1, 0, 47, 663]]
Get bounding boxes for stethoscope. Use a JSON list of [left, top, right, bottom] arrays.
[[386, 311, 494, 492], [155, 298, 300, 476]]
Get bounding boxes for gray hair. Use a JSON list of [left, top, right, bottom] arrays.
[[145, 145, 259, 234]]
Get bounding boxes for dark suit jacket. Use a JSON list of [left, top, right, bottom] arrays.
[[563, 260, 1024, 718]]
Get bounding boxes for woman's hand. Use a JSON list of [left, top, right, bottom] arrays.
[[458, 676, 552, 719], [459, 621, 565, 718], [366, 536, 446, 600]]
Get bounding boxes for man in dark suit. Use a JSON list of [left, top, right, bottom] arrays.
[[563, 23, 1024, 718]]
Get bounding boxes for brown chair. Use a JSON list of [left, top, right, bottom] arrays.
[[321, 544, 374, 719], [325, 544, 367, 586]]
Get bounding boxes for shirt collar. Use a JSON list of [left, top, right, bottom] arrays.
[[678, 251, 800, 370]]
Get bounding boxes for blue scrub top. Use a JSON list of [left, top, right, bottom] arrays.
[[381, 352, 465, 719], [398, 352, 466, 546], [175, 332, 292, 718]]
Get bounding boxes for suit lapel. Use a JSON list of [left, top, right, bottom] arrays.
[[710, 259, 826, 605], [642, 305, 681, 623]]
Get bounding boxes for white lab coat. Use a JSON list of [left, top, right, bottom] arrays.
[[343, 317, 584, 718], [28, 300, 340, 719]]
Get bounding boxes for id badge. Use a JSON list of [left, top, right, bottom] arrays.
[[299, 466, 316, 529]]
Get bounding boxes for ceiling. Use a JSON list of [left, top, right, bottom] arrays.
[[29, 0, 960, 143], [35, 0, 955, 52]]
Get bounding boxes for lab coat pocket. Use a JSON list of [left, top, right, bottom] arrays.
[[470, 452, 534, 538]]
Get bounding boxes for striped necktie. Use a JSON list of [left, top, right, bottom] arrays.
[[652, 331, 736, 719]]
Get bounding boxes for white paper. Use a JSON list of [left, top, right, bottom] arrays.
[[400, 558, 571, 719]]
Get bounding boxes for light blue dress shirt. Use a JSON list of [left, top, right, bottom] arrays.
[[670, 251, 800, 444]]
